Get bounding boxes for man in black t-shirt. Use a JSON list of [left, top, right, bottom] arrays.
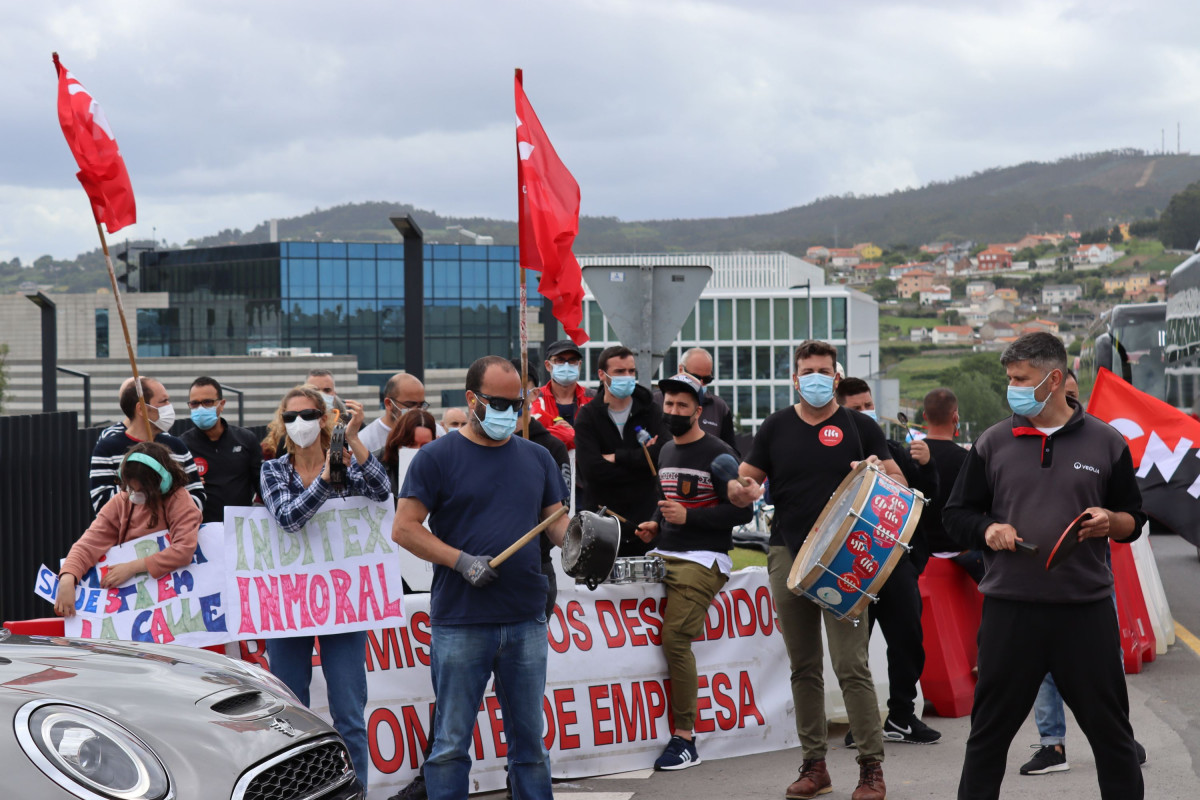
[[727, 340, 902, 800], [634, 373, 752, 772], [836, 377, 941, 747], [180, 376, 263, 524], [920, 388, 981, 582]]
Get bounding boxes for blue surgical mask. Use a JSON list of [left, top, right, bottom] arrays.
[[190, 406, 219, 430], [861, 409, 878, 421], [796, 373, 835, 407], [551, 363, 580, 386], [322, 393, 335, 410], [607, 375, 637, 399], [1007, 371, 1054, 418], [476, 402, 518, 441]]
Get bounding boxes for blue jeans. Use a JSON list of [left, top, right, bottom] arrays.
[[267, 632, 369, 786], [426, 619, 551, 800], [1034, 673, 1066, 745]]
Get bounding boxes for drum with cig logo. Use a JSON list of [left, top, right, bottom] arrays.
[[787, 461, 925, 622]]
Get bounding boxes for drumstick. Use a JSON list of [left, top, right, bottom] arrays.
[[601, 508, 628, 524], [489, 506, 569, 568], [635, 427, 666, 501]]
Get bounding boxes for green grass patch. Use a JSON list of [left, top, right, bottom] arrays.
[[731, 547, 768, 570], [880, 314, 941, 338], [883, 350, 973, 403]]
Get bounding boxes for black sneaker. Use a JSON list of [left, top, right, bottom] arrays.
[[387, 774, 427, 800], [844, 728, 857, 749], [1135, 740, 1147, 765], [881, 715, 941, 744], [1020, 745, 1069, 775], [654, 735, 701, 770]]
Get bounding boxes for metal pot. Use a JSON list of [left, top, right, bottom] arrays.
[[560, 509, 621, 591]]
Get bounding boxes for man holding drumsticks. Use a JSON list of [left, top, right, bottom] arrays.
[[393, 356, 571, 800], [943, 332, 1145, 800], [727, 340, 904, 800], [633, 372, 752, 771]]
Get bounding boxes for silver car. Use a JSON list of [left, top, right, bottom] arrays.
[[2, 629, 362, 800]]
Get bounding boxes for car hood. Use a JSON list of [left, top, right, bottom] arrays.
[[0, 634, 337, 794]]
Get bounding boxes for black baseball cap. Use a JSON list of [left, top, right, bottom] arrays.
[[545, 340, 583, 360], [658, 372, 705, 403]]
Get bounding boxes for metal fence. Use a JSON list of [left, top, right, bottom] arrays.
[[0, 412, 104, 622]]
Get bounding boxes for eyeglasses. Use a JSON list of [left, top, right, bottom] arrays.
[[282, 409, 324, 423], [476, 392, 525, 413], [549, 357, 582, 366], [187, 399, 220, 409], [393, 399, 430, 410], [685, 370, 715, 385]]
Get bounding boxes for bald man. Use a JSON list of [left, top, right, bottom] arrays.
[[654, 348, 738, 453], [360, 373, 443, 454]]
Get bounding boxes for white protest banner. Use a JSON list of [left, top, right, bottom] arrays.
[[33, 523, 230, 647], [225, 497, 404, 639], [308, 569, 797, 795]]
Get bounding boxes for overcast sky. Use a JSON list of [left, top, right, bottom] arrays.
[[3, 1, 1198, 263]]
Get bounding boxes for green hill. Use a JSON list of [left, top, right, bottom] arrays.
[[9, 149, 1200, 292]]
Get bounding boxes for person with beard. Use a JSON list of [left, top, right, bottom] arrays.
[[634, 373, 752, 771], [393, 357, 569, 800], [574, 345, 665, 557]]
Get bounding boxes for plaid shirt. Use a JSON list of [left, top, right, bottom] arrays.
[[260, 451, 392, 532]]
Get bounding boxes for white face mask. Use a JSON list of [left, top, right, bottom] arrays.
[[128, 490, 147, 505], [151, 403, 176, 432], [286, 417, 323, 448]]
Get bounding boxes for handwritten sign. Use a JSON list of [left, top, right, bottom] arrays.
[[225, 497, 404, 639], [35, 523, 230, 647]]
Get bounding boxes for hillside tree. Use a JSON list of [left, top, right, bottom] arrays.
[[1158, 180, 1200, 249]]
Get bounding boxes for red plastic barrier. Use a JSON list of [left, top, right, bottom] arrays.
[[1111, 541, 1155, 674], [3, 618, 65, 636], [917, 557, 983, 717]]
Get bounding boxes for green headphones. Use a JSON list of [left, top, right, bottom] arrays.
[[120, 452, 173, 493]]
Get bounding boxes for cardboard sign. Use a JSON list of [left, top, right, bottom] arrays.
[[36, 523, 230, 647], [225, 497, 405, 639]]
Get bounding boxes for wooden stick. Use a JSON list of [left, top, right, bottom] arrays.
[[97, 224, 153, 436], [490, 505, 568, 568], [516, 68, 531, 442]]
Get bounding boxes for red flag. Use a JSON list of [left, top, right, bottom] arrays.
[[515, 71, 588, 346], [53, 53, 136, 233], [1087, 367, 1200, 544]]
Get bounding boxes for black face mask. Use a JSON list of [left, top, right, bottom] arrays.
[[663, 412, 695, 437]]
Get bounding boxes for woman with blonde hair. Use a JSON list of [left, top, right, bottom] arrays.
[[258, 383, 390, 791]]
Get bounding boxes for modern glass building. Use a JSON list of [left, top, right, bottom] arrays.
[[576, 252, 879, 430], [138, 242, 534, 370]]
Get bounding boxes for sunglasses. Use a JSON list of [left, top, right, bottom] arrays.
[[282, 408, 324, 423], [686, 370, 715, 385], [476, 392, 525, 413]]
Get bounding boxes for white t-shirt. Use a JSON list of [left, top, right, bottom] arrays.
[[359, 415, 445, 455]]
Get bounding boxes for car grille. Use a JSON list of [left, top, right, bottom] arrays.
[[234, 737, 354, 800]]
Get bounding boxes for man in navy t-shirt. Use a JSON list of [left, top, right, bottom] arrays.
[[393, 356, 569, 800]]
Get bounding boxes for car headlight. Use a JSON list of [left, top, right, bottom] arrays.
[[15, 701, 171, 800]]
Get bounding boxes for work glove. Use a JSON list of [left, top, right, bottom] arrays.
[[455, 552, 498, 588]]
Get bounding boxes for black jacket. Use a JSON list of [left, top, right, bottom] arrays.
[[886, 438, 938, 572], [574, 384, 664, 555]]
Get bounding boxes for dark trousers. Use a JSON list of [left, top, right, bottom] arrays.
[[866, 556, 924, 721], [958, 597, 1142, 800]]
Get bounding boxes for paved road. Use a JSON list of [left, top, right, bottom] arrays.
[[496, 533, 1200, 799]]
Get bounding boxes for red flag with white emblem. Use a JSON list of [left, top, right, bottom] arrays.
[[1086, 367, 1200, 544], [515, 70, 588, 346], [53, 53, 136, 233]]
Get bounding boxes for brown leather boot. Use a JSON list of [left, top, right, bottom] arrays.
[[851, 759, 886, 800], [785, 758, 832, 799]]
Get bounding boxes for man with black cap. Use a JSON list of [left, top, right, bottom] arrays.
[[530, 339, 595, 451], [634, 372, 752, 771]]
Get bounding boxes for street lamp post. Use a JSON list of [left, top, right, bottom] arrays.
[[858, 350, 872, 378]]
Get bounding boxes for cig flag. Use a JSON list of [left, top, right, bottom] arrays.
[[1087, 367, 1200, 545], [515, 70, 588, 346], [53, 53, 137, 233]]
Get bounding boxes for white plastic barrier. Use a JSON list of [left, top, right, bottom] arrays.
[[1130, 526, 1175, 653]]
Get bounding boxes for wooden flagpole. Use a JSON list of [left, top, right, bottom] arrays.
[[97, 223, 153, 435], [517, 67, 530, 439]]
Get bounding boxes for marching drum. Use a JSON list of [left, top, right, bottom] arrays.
[[787, 461, 925, 622], [602, 556, 666, 585]]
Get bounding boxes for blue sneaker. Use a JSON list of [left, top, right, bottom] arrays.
[[654, 735, 701, 770]]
